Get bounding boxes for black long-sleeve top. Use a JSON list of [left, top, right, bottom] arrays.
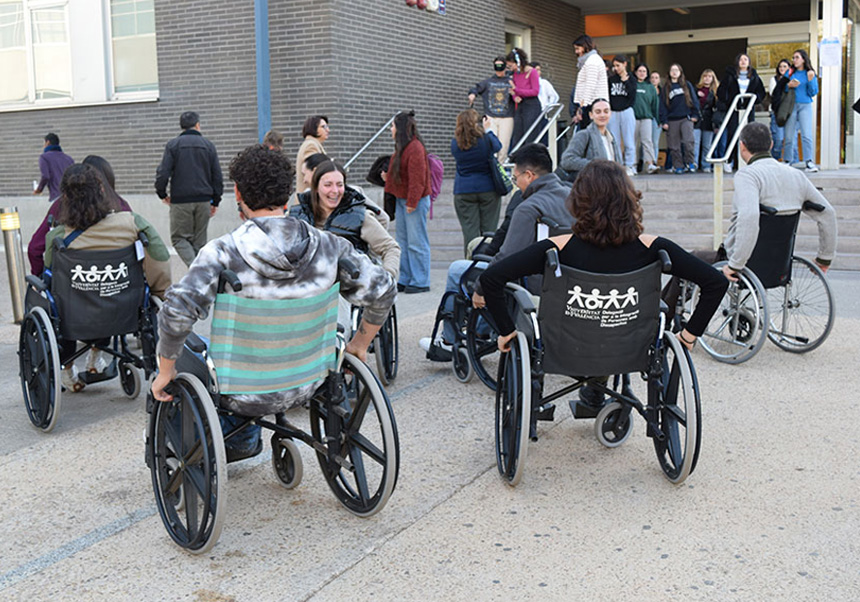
[[480, 235, 728, 337]]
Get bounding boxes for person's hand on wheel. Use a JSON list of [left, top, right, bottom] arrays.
[[721, 264, 739, 282], [471, 292, 485, 308], [497, 330, 517, 352], [151, 363, 177, 402]]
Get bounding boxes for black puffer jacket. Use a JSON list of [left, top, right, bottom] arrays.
[[290, 187, 368, 253], [716, 66, 766, 112]]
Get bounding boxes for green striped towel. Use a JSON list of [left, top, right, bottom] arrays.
[[210, 284, 339, 394]]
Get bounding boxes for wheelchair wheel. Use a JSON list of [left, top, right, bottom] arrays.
[[119, 361, 142, 399], [19, 307, 62, 432], [698, 263, 768, 364], [766, 256, 834, 353], [651, 333, 701, 484], [149, 373, 227, 554], [466, 308, 499, 391], [451, 343, 473, 383], [271, 435, 303, 489], [310, 353, 399, 517], [374, 305, 399, 385], [494, 332, 531, 487], [595, 402, 633, 448]]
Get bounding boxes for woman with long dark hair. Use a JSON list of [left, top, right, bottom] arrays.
[[783, 49, 819, 172], [384, 111, 432, 293], [716, 52, 765, 171], [506, 47, 541, 149], [659, 63, 700, 174], [768, 59, 796, 162]]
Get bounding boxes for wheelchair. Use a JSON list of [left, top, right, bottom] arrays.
[[145, 270, 400, 554], [349, 303, 399, 386], [677, 202, 834, 364], [495, 248, 701, 487], [18, 235, 158, 432]]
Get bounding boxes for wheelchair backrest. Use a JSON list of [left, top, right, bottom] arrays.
[[209, 283, 340, 395], [746, 211, 800, 289], [50, 243, 145, 341], [538, 260, 662, 377]]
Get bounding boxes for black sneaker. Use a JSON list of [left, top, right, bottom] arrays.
[[569, 384, 607, 419]]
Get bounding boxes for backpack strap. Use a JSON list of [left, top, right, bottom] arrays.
[[63, 229, 84, 247]]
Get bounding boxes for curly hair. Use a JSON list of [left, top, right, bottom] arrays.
[[228, 145, 294, 211], [454, 109, 483, 151], [57, 164, 112, 231], [567, 160, 643, 248]]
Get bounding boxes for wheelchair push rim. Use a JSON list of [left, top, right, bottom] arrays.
[[466, 308, 499, 392], [374, 305, 399, 385], [149, 373, 227, 554], [19, 306, 62, 432], [494, 331, 531, 487], [766, 256, 834, 353], [310, 353, 399, 517]]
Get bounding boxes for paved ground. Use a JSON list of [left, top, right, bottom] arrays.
[[0, 260, 859, 601]]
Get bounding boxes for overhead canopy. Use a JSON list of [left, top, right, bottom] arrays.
[[565, 0, 770, 15]]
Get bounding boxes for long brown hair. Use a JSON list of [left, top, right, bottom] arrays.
[[454, 109, 483, 150], [57, 164, 112, 231], [567, 160, 643, 248], [390, 111, 424, 186], [310, 160, 347, 223], [663, 63, 693, 108]]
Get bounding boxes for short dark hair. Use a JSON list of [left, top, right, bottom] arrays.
[[304, 152, 330, 171], [44, 133, 59, 146], [568, 160, 643, 248], [509, 143, 552, 176], [179, 111, 199, 129], [301, 115, 329, 139], [58, 164, 112, 231], [493, 56, 507, 66], [530, 61, 542, 69], [573, 35, 595, 53], [228, 145, 294, 211], [613, 54, 628, 65], [739, 122, 772, 154]]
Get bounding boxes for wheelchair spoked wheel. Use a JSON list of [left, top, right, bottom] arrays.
[[651, 333, 701, 484], [494, 332, 531, 487], [451, 343, 473, 383], [466, 308, 499, 391], [766, 256, 834, 353], [19, 307, 62, 432], [595, 402, 634, 448], [119, 361, 142, 399], [698, 263, 768, 364], [374, 305, 399, 385], [271, 435, 303, 489], [310, 353, 399, 517], [149, 373, 227, 554]]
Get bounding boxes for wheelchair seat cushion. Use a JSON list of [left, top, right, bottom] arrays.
[[209, 284, 339, 396], [538, 261, 662, 377]]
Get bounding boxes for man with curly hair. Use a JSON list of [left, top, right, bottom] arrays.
[[151, 145, 396, 462]]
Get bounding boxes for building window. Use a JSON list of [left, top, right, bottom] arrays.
[[0, 0, 158, 111]]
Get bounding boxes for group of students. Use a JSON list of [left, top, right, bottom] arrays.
[[567, 35, 820, 177]]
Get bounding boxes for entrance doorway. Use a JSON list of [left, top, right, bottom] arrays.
[[638, 38, 747, 84]]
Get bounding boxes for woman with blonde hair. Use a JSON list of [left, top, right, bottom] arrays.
[[451, 108, 503, 256], [694, 68, 719, 172]]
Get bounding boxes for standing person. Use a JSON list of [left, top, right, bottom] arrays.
[[506, 48, 541, 150], [559, 99, 620, 180], [33, 133, 74, 202], [633, 63, 660, 174], [649, 71, 663, 161], [716, 53, 766, 171], [607, 55, 638, 176], [660, 64, 700, 174], [783, 49, 820, 172], [450, 109, 503, 256], [694, 69, 720, 172], [468, 57, 514, 163], [155, 111, 223, 267], [572, 35, 608, 130], [385, 111, 432, 294], [295, 115, 329, 194], [768, 59, 796, 163], [263, 129, 284, 151]]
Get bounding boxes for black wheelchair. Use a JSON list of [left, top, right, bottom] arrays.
[[495, 249, 701, 487], [677, 202, 834, 363], [350, 303, 398, 386], [146, 271, 400, 554], [18, 235, 158, 432]]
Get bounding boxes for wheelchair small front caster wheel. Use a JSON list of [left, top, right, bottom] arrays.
[[119, 362, 142, 399], [271, 435, 303, 489], [452, 344, 473, 383], [595, 402, 633, 448]]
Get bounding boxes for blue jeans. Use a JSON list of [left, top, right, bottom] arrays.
[[770, 112, 799, 162], [220, 414, 261, 452], [693, 128, 715, 169], [783, 102, 815, 165], [441, 259, 487, 343], [608, 107, 636, 168], [651, 120, 661, 159], [395, 196, 431, 288]]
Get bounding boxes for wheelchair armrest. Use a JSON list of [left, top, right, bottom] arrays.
[[471, 253, 493, 263], [505, 282, 537, 314], [138, 230, 149, 247], [338, 257, 360, 280], [658, 249, 672, 273], [803, 200, 826, 212], [759, 204, 778, 215], [25, 275, 47, 292], [217, 270, 243, 293], [539, 216, 562, 230], [185, 332, 207, 354]]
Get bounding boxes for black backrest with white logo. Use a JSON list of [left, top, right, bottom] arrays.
[[746, 211, 800, 289]]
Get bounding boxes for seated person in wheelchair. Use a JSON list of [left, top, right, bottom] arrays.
[[43, 163, 172, 392], [151, 144, 396, 461], [480, 160, 728, 413], [720, 121, 836, 282], [420, 143, 573, 359], [289, 159, 400, 280]]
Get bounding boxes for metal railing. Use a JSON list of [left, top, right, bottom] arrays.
[[705, 93, 757, 250], [504, 102, 564, 169], [343, 112, 401, 171]]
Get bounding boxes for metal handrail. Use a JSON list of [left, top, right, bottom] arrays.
[[504, 102, 564, 168], [706, 92, 757, 250], [344, 112, 401, 171]]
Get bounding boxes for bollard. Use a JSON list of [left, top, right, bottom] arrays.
[[1, 207, 27, 323]]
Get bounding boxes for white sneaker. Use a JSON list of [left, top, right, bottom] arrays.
[[805, 161, 819, 173], [646, 164, 659, 174], [724, 163, 733, 174], [625, 166, 636, 177], [86, 348, 108, 374], [61, 366, 85, 393], [418, 336, 452, 353]]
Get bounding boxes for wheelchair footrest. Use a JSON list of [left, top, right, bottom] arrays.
[[532, 403, 555, 422], [78, 361, 118, 385], [571, 399, 605, 420]]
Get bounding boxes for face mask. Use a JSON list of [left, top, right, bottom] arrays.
[[494, 64, 505, 72]]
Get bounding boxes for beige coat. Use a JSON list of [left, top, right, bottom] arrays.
[[295, 135, 326, 193]]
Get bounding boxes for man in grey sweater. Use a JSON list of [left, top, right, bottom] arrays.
[[724, 122, 836, 280]]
